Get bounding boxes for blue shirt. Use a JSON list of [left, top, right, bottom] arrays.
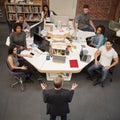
[[91, 34, 104, 48]]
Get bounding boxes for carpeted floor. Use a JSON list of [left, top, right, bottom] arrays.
[[0, 22, 120, 120]]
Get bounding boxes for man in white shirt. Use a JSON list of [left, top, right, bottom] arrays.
[[88, 40, 119, 87]]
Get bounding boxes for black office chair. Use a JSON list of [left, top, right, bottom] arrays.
[[93, 67, 114, 87], [6, 61, 27, 91]]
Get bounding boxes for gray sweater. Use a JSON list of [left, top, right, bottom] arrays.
[[10, 31, 26, 48]]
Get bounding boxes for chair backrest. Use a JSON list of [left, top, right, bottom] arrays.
[[109, 20, 120, 32], [103, 37, 108, 45], [6, 61, 24, 75], [6, 36, 10, 46]]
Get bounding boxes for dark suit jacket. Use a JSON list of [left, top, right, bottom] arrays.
[[43, 88, 74, 116]]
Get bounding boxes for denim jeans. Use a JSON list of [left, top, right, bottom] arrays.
[[88, 63, 109, 82], [80, 26, 94, 32], [50, 114, 67, 120]]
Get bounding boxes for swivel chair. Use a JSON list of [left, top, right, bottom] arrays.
[[6, 61, 26, 91], [109, 20, 120, 32], [93, 66, 114, 87], [109, 20, 120, 44]]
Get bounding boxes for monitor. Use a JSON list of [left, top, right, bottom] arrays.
[[30, 21, 44, 37], [50, 15, 69, 26], [34, 33, 50, 52]]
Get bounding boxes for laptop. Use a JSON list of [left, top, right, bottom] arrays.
[[52, 55, 66, 63], [80, 54, 91, 63]]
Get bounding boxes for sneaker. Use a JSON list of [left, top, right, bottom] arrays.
[[100, 82, 104, 87], [86, 76, 93, 81], [93, 80, 100, 86]]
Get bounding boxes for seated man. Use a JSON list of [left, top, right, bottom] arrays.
[[73, 4, 96, 32], [88, 25, 105, 48], [16, 15, 30, 31], [87, 40, 119, 87]]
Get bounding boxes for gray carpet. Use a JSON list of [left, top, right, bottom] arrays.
[[0, 23, 120, 120]]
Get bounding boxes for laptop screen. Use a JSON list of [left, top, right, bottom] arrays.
[[52, 55, 66, 63], [30, 21, 44, 37], [34, 33, 50, 52]]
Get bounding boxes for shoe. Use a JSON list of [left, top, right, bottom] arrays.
[[93, 80, 100, 86], [101, 82, 104, 87], [86, 76, 93, 81]]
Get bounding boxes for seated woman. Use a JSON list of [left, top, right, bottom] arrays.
[[10, 22, 26, 52], [41, 4, 55, 21], [7, 45, 32, 81], [88, 25, 105, 48]]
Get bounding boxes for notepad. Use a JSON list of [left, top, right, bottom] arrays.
[[69, 59, 79, 68]]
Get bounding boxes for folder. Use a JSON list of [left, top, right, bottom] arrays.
[[69, 59, 79, 68]]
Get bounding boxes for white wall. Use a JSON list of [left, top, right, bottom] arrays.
[[50, 0, 77, 19]]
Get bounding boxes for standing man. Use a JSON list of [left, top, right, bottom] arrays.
[[41, 77, 78, 120], [73, 4, 96, 32], [88, 40, 119, 87]]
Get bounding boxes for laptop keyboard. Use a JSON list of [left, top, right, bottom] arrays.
[[31, 47, 43, 56]]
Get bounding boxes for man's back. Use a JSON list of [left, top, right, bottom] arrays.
[[43, 88, 74, 116]]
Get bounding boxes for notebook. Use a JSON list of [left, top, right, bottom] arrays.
[[69, 59, 79, 68]]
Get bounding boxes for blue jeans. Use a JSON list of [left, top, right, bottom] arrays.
[[88, 63, 109, 82], [50, 114, 67, 120], [80, 25, 94, 32]]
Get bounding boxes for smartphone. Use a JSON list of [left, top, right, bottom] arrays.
[[30, 52, 34, 55]]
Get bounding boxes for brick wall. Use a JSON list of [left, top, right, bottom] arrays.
[[76, 0, 120, 20]]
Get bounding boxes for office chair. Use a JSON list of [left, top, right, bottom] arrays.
[[103, 37, 107, 45], [93, 65, 114, 87], [109, 20, 120, 44], [6, 61, 26, 91], [109, 20, 120, 32]]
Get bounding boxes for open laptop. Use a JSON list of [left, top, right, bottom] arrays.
[[80, 54, 91, 63], [52, 55, 66, 63]]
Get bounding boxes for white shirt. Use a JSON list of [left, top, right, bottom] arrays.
[[99, 46, 118, 66], [41, 11, 54, 21]]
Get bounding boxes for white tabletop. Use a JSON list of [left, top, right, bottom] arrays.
[[22, 29, 96, 73]]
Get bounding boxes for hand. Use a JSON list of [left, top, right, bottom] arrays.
[[25, 54, 32, 58], [27, 48, 32, 51], [41, 83, 47, 90], [21, 65, 27, 70], [104, 66, 110, 70], [71, 83, 78, 90]]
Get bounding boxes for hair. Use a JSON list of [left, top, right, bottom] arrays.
[[53, 77, 63, 89], [8, 45, 16, 55], [83, 4, 89, 9], [96, 25, 105, 35], [43, 4, 50, 17], [106, 39, 113, 44], [18, 15, 24, 19], [13, 22, 23, 32]]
